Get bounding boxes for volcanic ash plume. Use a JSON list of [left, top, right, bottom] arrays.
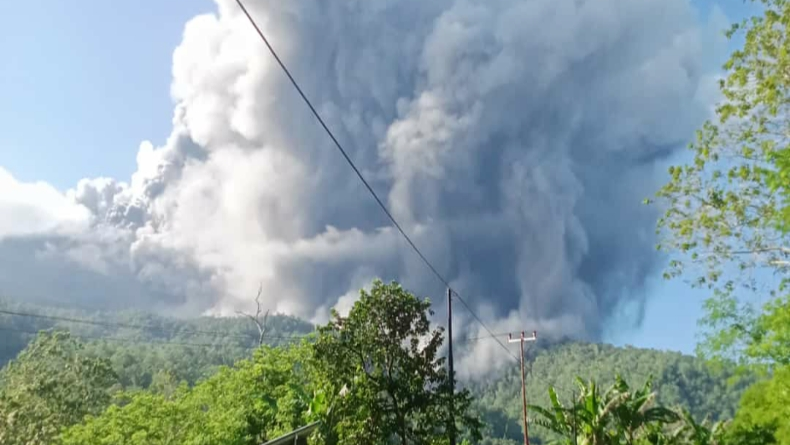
[[0, 0, 726, 352]]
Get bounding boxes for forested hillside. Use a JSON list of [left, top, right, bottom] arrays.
[[0, 296, 747, 444], [0, 297, 314, 387], [472, 343, 747, 444]]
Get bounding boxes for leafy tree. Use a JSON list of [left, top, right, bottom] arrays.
[[729, 365, 789, 443], [0, 295, 759, 445], [0, 331, 118, 445], [530, 378, 621, 445], [148, 370, 181, 398], [650, 0, 790, 368], [529, 374, 782, 445], [636, 409, 731, 445], [60, 390, 197, 445], [312, 279, 481, 445], [721, 422, 777, 445], [530, 376, 679, 445], [609, 376, 679, 445], [650, 1, 790, 440], [472, 341, 745, 445], [670, 408, 727, 445], [643, 407, 775, 445], [0, 296, 314, 371], [528, 385, 581, 444], [62, 342, 320, 445]]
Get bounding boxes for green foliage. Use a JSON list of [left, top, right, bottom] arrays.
[[528, 375, 769, 445], [0, 296, 315, 386], [0, 331, 119, 445], [0, 289, 760, 445], [46, 281, 488, 445], [61, 342, 319, 445], [529, 376, 680, 445], [609, 376, 681, 444], [649, 2, 790, 439], [312, 279, 482, 445], [61, 391, 198, 445], [650, 0, 790, 367], [472, 342, 747, 444], [729, 365, 790, 443], [669, 408, 727, 445]]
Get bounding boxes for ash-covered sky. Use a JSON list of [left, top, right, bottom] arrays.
[[1, 0, 729, 366]]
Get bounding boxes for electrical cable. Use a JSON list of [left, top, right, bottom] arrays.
[[234, 0, 521, 363], [451, 292, 519, 361], [0, 309, 310, 342]]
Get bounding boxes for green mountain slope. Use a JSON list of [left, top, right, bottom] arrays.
[[1, 298, 744, 445], [0, 297, 315, 387], [471, 342, 748, 444]]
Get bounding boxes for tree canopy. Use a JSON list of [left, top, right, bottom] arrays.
[[472, 342, 748, 445], [61, 343, 319, 445], [12, 280, 482, 445], [651, 1, 790, 440], [652, 0, 790, 368], [0, 287, 774, 445], [312, 279, 481, 445], [0, 332, 119, 445]]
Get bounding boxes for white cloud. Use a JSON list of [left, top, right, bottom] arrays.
[[0, 167, 91, 239]]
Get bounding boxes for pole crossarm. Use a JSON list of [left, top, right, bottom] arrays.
[[507, 331, 538, 344]]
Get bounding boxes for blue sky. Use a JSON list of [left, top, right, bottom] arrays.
[[604, 0, 757, 353], [0, 0, 758, 354], [0, 0, 212, 188]]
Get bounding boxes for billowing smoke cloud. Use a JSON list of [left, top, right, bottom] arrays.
[[0, 0, 725, 355]]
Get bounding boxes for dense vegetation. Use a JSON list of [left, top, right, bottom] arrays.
[[1, 281, 483, 444], [0, 289, 752, 444], [0, 297, 314, 388], [472, 343, 749, 444]]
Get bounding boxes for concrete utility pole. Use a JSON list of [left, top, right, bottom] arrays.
[[508, 331, 538, 445]]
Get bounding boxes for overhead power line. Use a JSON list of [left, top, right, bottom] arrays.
[[1, 307, 515, 351], [0, 309, 309, 343], [0, 326, 252, 349], [233, 0, 518, 364], [452, 292, 519, 361], [233, 0, 450, 290]]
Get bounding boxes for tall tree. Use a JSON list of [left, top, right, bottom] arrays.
[[0, 331, 118, 445], [312, 279, 481, 445], [651, 1, 790, 441], [651, 0, 790, 367]]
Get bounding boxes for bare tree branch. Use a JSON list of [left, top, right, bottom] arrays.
[[236, 282, 270, 346]]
